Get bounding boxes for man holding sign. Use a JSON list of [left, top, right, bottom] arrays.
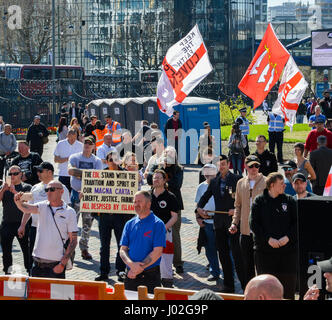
[[68, 136, 103, 261]]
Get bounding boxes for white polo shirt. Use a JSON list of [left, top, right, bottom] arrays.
[[33, 200, 78, 262], [54, 139, 83, 177], [96, 143, 116, 169], [30, 182, 70, 227]]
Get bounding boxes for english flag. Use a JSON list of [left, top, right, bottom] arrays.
[[238, 23, 290, 109], [272, 56, 308, 129], [157, 24, 213, 116], [323, 165, 332, 196]]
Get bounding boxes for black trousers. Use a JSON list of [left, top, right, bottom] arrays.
[[239, 234, 256, 286], [215, 224, 246, 290], [98, 213, 132, 275], [254, 250, 297, 300], [31, 261, 65, 279], [0, 221, 30, 274], [268, 131, 284, 163], [30, 145, 43, 157], [124, 266, 161, 294]]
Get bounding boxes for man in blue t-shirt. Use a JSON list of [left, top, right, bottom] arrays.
[[309, 105, 326, 130], [120, 191, 166, 293]]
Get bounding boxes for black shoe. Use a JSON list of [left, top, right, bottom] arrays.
[[95, 274, 109, 281], [207, 275, 219, 282], [161, 278, 174, 288], [117, 271, 126, 282], [175, 266, 184, 274]]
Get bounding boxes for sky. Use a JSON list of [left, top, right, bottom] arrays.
[[268, 0, 315, 6]]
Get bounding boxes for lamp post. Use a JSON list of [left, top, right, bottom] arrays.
[[52, 0, 56, 126]]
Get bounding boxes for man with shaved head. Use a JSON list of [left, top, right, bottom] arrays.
[[14, 180, 78, 279], [244, 274, 284, 300]]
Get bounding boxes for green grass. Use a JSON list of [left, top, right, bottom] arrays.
[[220, 124, 311, 143]]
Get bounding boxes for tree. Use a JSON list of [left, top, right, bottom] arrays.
[[0, 0, 77, 64]]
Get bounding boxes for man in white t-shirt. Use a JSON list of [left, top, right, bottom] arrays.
[[195, 164, 221, 282], [54, 128, 83, 192], [18, 162, 70, 272], [96, 133, 116, 169], [229, 155, 266, 287], [14, 180, 78, 279], [68, 136, 103, 260]]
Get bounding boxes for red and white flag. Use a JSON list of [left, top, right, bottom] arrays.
[[272, 56, 308, 129], [323, 166, 332, 196], [157, 25, 213, 116], [238, 23, 290, 109]]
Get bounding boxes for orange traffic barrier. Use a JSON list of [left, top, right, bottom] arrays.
[[0, 276, 127, 300], [137, 286, 244, 300]]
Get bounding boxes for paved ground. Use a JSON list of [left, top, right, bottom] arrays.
[[0, 115, 302, 295]]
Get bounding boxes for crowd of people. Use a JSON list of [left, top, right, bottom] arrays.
[[0, 95, 331, 300]]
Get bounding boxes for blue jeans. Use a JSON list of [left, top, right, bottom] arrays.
[[296, 115, 304, 124], [203, 223, 220, 278], [230, 154, 243, 176]]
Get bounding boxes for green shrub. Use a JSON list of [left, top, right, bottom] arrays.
[[219, 96, 255, 126]]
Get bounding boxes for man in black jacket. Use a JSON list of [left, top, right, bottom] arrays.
[[164, 110, 182, 155], [250, 172, 297, 300], [253, 135, 278, 176], [320, 90, 332, 118], [309, 135, 332, 195], [197, 154, 245, 293], [26, 115, 49, 157]]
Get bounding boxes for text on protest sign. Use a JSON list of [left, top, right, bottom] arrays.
[[80, 170, 138, 214]]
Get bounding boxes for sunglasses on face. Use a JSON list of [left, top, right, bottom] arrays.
[[8, 172, 20, 176], [45, 187, 63, 192], [248, 164, 260, 169], [283, 167, 294, 172]]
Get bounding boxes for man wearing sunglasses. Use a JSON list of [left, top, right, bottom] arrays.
[[282, 160, 312, 196], [17, 162, 70, 272], [68, 136, 103, 261], [0, 165, 32, 275], [229, 155, 266, 288], [14, 181, 78, 279]]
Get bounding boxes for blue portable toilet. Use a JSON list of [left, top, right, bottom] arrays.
[[158, 97, 221, 164]]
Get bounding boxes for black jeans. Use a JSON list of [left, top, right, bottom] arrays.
[[0, 221, 30, 274], [239, 234, 256, 286], [269, 131, 284, 163], [59, 176, 72, 193], [98, 213, 133, 275], [124, 266, 161, 294], [254, 250, 297, 300], [31, 261, 65, 279], [215, 224, 246, 290]]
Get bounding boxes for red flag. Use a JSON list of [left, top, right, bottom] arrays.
[[238, 23, 290, 109]]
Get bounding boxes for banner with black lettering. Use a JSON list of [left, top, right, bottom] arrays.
[[80, 170, 138, 214]]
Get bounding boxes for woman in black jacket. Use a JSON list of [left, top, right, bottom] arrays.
[[147, 146, 184, 273], [250, 172, 298, 300]]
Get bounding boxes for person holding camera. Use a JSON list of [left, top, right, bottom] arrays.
[[228, 123, 247, 176], [14, 180, 78, 279]]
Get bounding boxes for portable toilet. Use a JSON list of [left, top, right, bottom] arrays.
[[158, 97, 221, 164], [141, 97, 160, 128], [124, 98, 144, 136], [86, 99, 102, 119], [106, 98, 127, 130]]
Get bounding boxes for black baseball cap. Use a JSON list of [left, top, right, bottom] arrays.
[[292, 173, 306, 183], [34, 162, 54, 172], [317, 257, 332, 273], [282, 160, 297, 170], [239, 107, 247, 113], [245, 155, 261, 166]]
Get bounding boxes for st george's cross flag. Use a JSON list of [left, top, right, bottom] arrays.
[[157, 24, 213, 116], [238, 23, 290, 109], [323, 165, 332, 196], [272, 56, 308, 129]]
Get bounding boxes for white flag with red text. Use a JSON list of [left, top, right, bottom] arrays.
[[272, 56, 308, 129], [157, 24, 213, 116]]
